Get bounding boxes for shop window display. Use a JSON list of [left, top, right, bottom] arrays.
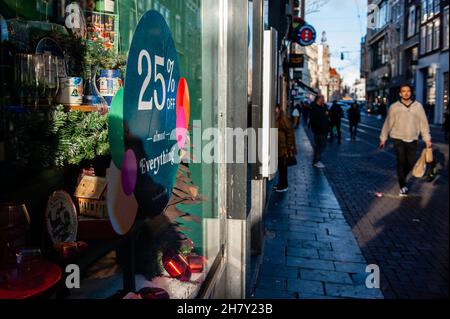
[[0, 0, 221, 299]]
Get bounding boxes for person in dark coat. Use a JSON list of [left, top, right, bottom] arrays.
[[348, 102, 361, 140], [308, 95, 330, 168], [328, 101, 344, 144], [302, 101, 311, 126], [275, 104, 297, 192]]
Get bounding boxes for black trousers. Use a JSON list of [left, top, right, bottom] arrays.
[[349, 122, 358, 138], [278, 157, 288, 188], [302, 112, 309, 126], [330, 121, 341, 142], [313, 134, 328, 164], [392, 139, 418, 188]]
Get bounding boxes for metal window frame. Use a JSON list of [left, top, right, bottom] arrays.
[[198, 0, 250, 299]]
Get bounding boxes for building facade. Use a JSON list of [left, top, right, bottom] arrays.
[[416, 0, 449, 124], [318, 33, 331, 101], [329, 67, 343, 101], [362, 0, 404, 110], [362, 0, 449, 124], [352, 78, 367, 101], [291, 31, 341, 103], [293, 42, 319, 101]]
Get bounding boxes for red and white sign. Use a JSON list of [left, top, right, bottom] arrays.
[[298, 24, 316, 46]]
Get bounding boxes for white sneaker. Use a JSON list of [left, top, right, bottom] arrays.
[[275, 186, 289, 193], [399, 187, 409, 197], [314, 162, 326, 169]]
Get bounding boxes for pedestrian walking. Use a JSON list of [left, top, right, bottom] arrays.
[[302, 101, 310, 126], [379, 84, 432, 197], [328, 101, 343, 144], [309, 94, 330, 169], [275, 103, 297, 192], [292, 103, 301, 129], [348, 102, 361, 140]]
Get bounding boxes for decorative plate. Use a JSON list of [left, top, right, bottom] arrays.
[[45, 190, 78, 244]]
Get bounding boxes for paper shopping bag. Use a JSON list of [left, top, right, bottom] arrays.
[[412, 149, 427, 178], [425, 147, 433, 163]]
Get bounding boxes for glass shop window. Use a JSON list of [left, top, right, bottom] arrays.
[[117, 0, 222, 299], [0, 0, 222, 300], [407, 5, 417, 38], [433, 18, 440, 50], [443, 6, 449, 50]]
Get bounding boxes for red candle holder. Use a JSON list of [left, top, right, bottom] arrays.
[[138, 287, 170, 299], [162, 253, 191, 282], [187, 254, 207, 273], [53, 241, 87, 259]]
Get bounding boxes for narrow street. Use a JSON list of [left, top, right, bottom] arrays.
[[250, 126, 385, 299], [306, 113, 449, 298], [251, 113, 448, 299]]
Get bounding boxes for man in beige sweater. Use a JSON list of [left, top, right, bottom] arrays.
[[379, 84, 432, 197]]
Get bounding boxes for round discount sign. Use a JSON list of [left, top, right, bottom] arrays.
[[123, 10, 182, 217], [298, 24, 317, 46]]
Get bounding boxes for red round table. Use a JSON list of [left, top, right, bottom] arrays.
[[0, 260, 62, 299]]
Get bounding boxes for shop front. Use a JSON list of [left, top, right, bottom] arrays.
[[416, 52, 449, 125], [0, 0, 255, 299]]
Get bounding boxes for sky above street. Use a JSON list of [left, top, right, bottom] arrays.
[[306, 0, 367, 87]]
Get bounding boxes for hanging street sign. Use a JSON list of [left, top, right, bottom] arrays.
[[288, 53, 304, 68], [289, 17, 317, 47], [298, 24, 316, 46]]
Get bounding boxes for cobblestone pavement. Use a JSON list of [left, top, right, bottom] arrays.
[[304, 113, 449, 299], [249, 126, 384, 299]]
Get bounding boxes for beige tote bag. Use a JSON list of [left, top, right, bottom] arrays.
[[425, 147, 433, 163], [412, 149, 427, 178]]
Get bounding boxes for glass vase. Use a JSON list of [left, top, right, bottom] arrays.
[[83, 65, 108, 112]]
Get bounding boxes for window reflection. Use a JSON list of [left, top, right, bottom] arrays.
[[117, 0, 220, 297]]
